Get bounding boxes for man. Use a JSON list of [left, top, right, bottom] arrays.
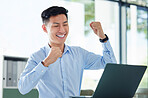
[[18, 6, 116, 98]]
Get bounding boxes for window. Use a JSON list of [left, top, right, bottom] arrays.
[[126, 5, 148, 88], [108, 0, 148, 90], [122, 0, 148, 7]]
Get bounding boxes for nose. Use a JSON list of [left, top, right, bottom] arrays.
[[59, 25, 65, 33]]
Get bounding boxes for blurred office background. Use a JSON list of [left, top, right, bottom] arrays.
[[0, 0, 147, 98]]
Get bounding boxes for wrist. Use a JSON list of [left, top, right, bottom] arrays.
[[99, 34, 106, 39], [41, 61, 48, 67], [99, 34, 109, 43], [42, 59, 51, 67]]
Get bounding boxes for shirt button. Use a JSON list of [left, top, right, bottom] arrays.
[[42, 70, 44, 72]]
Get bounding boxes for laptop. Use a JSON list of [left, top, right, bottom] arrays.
[[70, 63, 147, 98]]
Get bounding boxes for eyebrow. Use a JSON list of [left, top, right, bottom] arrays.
[[63, 21, 68, 23], [53, 21, 68, 25]]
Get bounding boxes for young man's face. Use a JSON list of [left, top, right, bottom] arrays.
[[43, 14, 69, 46]]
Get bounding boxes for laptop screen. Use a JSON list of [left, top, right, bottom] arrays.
[[93, 63, 147, 98]]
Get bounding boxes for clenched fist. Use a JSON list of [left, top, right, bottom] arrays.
[[90, 22, 106, 39], [42, 47, 62, 67]]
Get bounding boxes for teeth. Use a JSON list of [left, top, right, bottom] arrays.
[[56, 35, 65, 38]]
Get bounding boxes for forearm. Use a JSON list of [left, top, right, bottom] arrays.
[[18, 62, 48, 95], [102, 40, 117, 64]]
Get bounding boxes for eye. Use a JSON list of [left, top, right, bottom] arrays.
[[63, 24, 68, 26], [53, 25, 59, 27]]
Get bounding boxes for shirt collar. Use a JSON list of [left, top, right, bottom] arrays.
[[63, 44, 70, 54], [45, 43, 70, 57]]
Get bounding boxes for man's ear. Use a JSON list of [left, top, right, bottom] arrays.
[[42, 24, 48, 33]]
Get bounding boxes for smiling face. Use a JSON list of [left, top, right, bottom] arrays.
[[42, 14, 69, 47]]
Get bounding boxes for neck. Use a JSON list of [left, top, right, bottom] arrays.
[[49, 42, 65, 53]]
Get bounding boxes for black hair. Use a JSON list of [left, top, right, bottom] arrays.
[[41, 6, 68, 24]]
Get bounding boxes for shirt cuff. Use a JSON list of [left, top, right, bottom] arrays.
[[102, 40, 112, 51], [33, 62, 48, 75]]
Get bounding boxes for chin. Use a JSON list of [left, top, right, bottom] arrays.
[[55, 41, 65, 45]]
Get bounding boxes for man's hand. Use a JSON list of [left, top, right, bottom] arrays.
[[90, 22, 106, 39], [42, 47, 62, 67]]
